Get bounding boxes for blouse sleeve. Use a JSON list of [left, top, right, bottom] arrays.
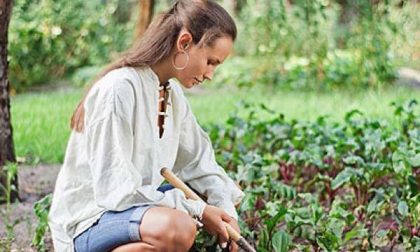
[[85, 78, 206, 218], [172, 100, 244, 220]]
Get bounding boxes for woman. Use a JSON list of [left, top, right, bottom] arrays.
[[48, 1, 244, 251]]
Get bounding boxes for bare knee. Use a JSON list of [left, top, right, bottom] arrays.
[[152, 210, 196, 251], [172, 211, 197, 250], [140, 207, 197, 252]]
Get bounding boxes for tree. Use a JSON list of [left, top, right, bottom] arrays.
[[0, 0, 18, 202], [223, 0, 246, 16], [135, 0, 155, 40], [335, 0, 386, 48]]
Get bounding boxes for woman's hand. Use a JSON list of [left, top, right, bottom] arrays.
[[201, 205, 232, 249], [201, 205, 241, 251]]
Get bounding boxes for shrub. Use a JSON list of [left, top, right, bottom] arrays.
[[8, 0, 134, 91], [231, 0, 399, 89]]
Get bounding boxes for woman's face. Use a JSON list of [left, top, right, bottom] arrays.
[[175, 36, 233, 88]]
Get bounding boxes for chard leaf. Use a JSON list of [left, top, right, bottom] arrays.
[[272, 231, 290, 252]]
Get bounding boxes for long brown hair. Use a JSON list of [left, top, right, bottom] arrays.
[[70, 0, 237, 132]]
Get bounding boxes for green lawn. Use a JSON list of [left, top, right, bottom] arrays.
[[11, 85, 420, 164], [189, 85, 420, 125], [11, 88, 83, 164]]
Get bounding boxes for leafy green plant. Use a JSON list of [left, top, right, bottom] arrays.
[[0, 163, 20, 250], [32, 194, 52, 252], [205, 99, 419, 250]]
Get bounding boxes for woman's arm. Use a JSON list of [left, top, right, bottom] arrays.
[[172, 99, 244, 219]]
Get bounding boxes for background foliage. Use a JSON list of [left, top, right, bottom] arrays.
[[7, 0, 419, 91], [220, 0, 400, 89], [8, 0, 134, 91]]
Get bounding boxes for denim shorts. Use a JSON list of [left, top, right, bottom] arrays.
[[74, 185, 174, 252]]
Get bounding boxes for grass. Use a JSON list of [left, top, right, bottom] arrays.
[[11, 88, 83, 164], [189, 85, 420, 125], [11, 84, 420, 164]]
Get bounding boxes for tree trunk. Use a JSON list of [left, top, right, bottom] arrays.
[[232, 0, 246, 15], [335, 0, 358, 48], [135, 0, 155, 40], [0, 0, 18, 202]]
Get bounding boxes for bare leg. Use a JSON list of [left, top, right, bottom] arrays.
[[111, 207, 197, 252], [111, 242, 156, 252]]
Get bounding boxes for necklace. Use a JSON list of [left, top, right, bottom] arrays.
[[158, 82, 171, 138]]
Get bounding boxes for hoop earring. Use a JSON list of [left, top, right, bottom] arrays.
[[172, 51, 189, 71]]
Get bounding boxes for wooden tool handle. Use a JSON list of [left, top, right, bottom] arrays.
[[224, 223, 241, 241], [160, 168, 256, 252], [160, 168, 201, 201]]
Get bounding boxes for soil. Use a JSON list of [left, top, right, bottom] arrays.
[[0, 164, 60, 252], [397, 67, 420, 89]]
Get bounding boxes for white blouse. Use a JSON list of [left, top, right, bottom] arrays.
[[48, 67, 244, 252]]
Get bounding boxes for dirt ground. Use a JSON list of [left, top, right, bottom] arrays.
[[0, 164, 60, 251]]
